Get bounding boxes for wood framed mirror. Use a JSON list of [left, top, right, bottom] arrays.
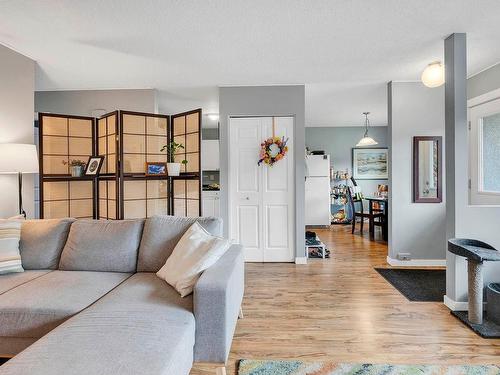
[[413, 136, 442, 203]]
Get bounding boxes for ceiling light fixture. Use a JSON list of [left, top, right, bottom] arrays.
[[421, 61, 445, 88], [356, 112, 378, 147], [206, 113, 219, 121]]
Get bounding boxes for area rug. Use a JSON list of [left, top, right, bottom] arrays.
[[375, 268, 445, 302], [238, 360, 500, 375], [451, 310, 500, 338]]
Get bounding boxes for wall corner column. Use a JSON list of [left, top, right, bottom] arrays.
[[386, 81, 394, 258], [444, 33, 467, 301]]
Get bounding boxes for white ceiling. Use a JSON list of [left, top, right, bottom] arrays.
[[1, 0, 500, 127]]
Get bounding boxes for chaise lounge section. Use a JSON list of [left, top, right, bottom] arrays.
[[0, 215, 244, 374]]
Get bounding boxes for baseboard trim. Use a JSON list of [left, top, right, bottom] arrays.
[[386, 256, 446, 267], [295, 257, 308, 265], [443, 295, 487, 311], [444, 295, 468, 311]]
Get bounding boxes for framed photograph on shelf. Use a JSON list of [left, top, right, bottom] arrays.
[[352, 148, 388, 180], [145, 162, 167, 176], [84, 156, 104, 176]]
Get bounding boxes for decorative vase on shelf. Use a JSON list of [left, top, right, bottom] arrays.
[[167, 162, 181, 176], [71, 165, 84, 177]]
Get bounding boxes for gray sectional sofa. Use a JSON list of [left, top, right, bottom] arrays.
[[0, 215, 245, 375]]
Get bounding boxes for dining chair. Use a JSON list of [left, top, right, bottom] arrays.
[[348, 187, 384, 238]]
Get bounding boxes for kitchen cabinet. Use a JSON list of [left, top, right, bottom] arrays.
[[202, 190, 220, 217], [201, 140, 219, 170]]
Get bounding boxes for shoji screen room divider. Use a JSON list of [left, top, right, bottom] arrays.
[[38, 109, 201, 220], [39, 114, 95, 219]]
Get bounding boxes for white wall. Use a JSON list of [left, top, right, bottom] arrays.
[[388, 82, 446, 261], [35, 89, 157, 116], [0, 45, 35, 218]]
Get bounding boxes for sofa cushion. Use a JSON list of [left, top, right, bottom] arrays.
[[0, 221, 23, 275], [20, 218, 75, 269], [137, 215, 223, 272], [0, 270, 51, 295], [59, 219, 144, 272], [157, 222, 231, 297], [0, 273, 195, 375], [0, 270, 131, 338]]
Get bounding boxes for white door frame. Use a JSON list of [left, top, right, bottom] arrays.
[[468, 88, 500, 206], [228, 115, 295, 262]]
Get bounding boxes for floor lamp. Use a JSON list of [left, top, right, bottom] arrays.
[[0, 144, 39, 218]]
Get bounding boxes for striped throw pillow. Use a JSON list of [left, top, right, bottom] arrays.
[[0, 221, 24, 274]]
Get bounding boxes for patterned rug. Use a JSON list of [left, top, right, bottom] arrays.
[[238, 360, 500, 375]]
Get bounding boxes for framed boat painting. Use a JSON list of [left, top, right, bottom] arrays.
[[352, 148, 388, 180]]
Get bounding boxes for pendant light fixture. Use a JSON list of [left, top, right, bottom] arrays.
[[356, 112, 378, 147]]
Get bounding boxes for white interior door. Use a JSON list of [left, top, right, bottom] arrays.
[[229, 117, 295, 262]]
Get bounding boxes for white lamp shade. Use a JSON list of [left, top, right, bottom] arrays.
[[356, 137, 378, 147], [0, 143, 39, 174], [421, 62, 445, 88]]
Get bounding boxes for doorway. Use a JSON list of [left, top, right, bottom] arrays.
[[228, 116, 295, 262]]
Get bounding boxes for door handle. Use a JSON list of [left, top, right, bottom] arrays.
[[245, 197, 250, 200]]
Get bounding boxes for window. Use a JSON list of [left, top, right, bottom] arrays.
[[481, 113, 500, 192], [469, 97, 500, 205]]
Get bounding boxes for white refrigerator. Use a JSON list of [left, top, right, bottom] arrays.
[[305, 154, 331, 226]]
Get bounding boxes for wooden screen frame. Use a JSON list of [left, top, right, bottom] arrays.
[[119, 110, 171, 219], [169, 108, 202, 217], [38, 108, 202, 220], [96, 111, 120, 219], [38, 112, 96, 219]]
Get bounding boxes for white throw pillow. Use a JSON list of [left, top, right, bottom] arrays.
[[156, 221, 231, 297], [0, 220, 24, 274]]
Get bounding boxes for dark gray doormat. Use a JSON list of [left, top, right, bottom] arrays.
[[451, 311, 500, 338], [375, 268, 445, 302]]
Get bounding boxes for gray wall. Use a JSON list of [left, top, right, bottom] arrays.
[[219, 85, 306, 259], [202, 128, 219, 140], [305, 126, 388, 195], [35, 89, 157, 116], [467, 63, 500, 99], [388, 82, 446, 261], [446, 35, 500, 304], [0, 45, 35, 218]]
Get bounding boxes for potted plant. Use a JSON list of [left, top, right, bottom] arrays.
[[63, 159, 86, 177], [160, 141, 188, 176]]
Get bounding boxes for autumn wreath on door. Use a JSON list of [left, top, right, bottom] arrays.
[[258, 117, 289, 166]]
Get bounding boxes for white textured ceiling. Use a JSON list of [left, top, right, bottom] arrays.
[[1, 0, 500, 127]]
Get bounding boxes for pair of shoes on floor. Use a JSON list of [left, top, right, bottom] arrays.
[[306, 238, 322, 246], [308, 248, 330, 258]]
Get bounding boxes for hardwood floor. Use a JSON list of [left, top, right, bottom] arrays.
[[191, 224, 500, 374]]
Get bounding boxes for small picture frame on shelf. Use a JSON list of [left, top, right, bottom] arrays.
[[84, 156, 104, 176], [145, 162, 167, 176]]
